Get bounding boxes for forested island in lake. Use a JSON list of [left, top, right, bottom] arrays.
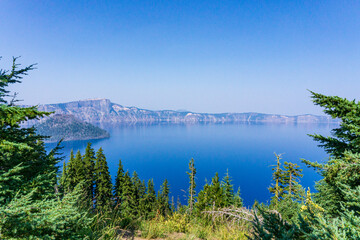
[[35, 114, 110, 142]]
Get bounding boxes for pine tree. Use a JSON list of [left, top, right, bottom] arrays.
[[114, 159, 125, 208], [309, 91, 360, 158], [283, 161, 303, 198], [143, 179, 157, 219], [64, 150, 76, 192], [269, 153, 286, 206], [158, 179, 171, 216], [120, 171, 136, 218], [251, 92, 360, 239], [222, 169, 235, 206], [82, 142, 96, 206], [94, 147, 113, 212], [187, 158, 196, 212], [304, 92, 360, 216], [0, 57, 93, 238], [131, 171, 146, 216], [209, 172, 225, 208], [59, 159, 67, 193], [0, 59, 56, 200], [74, 150, 86, 183], [138, 179, 147, 217], [234, 187, 243, 207], [196, 173, 226, 212]]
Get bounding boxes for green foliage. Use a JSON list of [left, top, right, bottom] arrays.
[[114, 159, 125, 208], [0, 185, 94, 239], [234, 186, 244, 208], [222, 169, 235, 206], [187, 158, 196, 212], [268, 153, 286, 206], [143, 179, 157, 219], [196, 173, 225, 212], [309, 91, 360, 158], [158, 179, 171, 216], [268, 153, 304, 222], [252, 92, 360, 239], [314, 151, 360, 216], [283, 161, 303, 198], [0, 57, 94, 239], [94, 147, 113, 212], [82, 143, 96, 207], [120, 171, 137, 218]]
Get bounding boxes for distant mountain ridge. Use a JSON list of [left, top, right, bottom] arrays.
[[30, 99, 338, 125]]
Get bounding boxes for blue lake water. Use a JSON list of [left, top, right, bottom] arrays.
[[46, 123, 333, 207]]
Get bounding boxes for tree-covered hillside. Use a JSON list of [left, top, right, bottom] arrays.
[[35, 114, 110, 142]]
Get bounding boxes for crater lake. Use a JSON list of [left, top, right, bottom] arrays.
[[47, 122, 333, 207]]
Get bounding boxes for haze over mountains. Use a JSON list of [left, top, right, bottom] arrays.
[[32, 99, 338, 126]]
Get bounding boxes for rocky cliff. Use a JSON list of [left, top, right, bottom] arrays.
[[30, 99, 338, 125]]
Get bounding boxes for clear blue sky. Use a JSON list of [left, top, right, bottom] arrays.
[[1, 0, 359, 115]]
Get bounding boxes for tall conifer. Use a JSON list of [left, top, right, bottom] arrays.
[[158, 179, 171, 216], [283, 161, 303, 197], [82, 143, 96, 206], [143, 179, 157, 219], [269, 153, 286, 206], [120, 171, 136, 217], [196, 173, 226, 211], [94, 147, 113, 212], [65, 150, 76, 191], [59, 159, 67, 193], [222, 169, 235, 206], [187, 158, 196, 212], [74, 150, 86, 183], [114, 159, 125, 208], [0, 57, 93, 238]]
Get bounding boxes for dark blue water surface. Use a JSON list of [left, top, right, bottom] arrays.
[[46, 123, 333, 207]]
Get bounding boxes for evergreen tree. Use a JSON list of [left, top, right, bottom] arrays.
[[74, 150, 86, 183], [251, 92, 360, 239], [114, 159, 125, 208], [233, 187, 243, 207], [283, 161, 303, 198], [0, 59, 57, 200], [309, 91, 360, 158], [64, 150, 76, 192], [196, 173, 226, 212], [158, 179, 171, 216], [268, 153, 286, 206], [94, 147, 113, 212], [59, 159, 67, 193], [120, 171, 137, 218], [268, 155, 304, 221], [131, 171, 146, 216], [304, 92, 360, 216], [82, 142, 96, 206], [143, 179, 157, 219], [222, 169, 235, 206], [187, 158, 196, 212], [138, 179, 147, 217], [0, 57, 92, 238]]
